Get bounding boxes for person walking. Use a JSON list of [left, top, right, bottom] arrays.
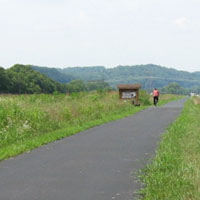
[[153, 88, 160, 106]]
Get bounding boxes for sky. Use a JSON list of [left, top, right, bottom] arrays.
[[0, 0, 200, 72]]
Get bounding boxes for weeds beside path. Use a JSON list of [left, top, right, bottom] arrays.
[[140, 97, 200, 200], [0, 92, 182, 161]]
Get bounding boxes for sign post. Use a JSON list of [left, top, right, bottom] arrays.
[[118, 84, 141, 106]]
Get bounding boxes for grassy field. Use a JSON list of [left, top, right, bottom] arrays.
[[0, 91, 181, 161], [140, 96, 200, 200]]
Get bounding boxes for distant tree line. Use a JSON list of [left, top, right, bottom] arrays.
[[58, 64, 200, 90], [1, 64, 200, 95], [161, 82, 200, 95], [0, 65, 111, 94], [30, 64, 200, 90]]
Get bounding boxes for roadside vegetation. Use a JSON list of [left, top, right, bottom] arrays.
[[0, 91, 181, 161], [140, 96, 200, 200]]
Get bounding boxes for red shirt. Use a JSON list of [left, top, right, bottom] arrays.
[[153, 90, 159, 97]]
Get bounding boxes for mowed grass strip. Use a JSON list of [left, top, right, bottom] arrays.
[[140, 97, 200, 200], [0, 91, 181, 161]]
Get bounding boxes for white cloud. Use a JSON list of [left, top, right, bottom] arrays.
[[174, 17, 190, 29]]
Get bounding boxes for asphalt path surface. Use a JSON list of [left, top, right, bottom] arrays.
[[0, 99, 186, 200]]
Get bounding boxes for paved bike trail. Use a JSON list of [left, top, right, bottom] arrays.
[[0, 99, 186, 200]]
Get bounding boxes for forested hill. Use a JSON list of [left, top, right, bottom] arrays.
[[29, 64, 200, 90], [59, 64, 200, 89], [31, 66, 74, 83], [0, 65, 66, 94], [1, 64, 200, 94], [0, 64, 111, 94]]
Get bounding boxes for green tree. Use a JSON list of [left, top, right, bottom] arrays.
[[161, 83, 188, 95], [0, 67, 9, 93], [6, 64, 67, 94], [66, 80, 86, 93]]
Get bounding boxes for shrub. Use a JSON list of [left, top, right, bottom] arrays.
[[139, 90, 151, 105]]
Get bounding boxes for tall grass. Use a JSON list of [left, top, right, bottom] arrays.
[[0, 91, 182, 161], [193, 96, 200, 105], [140, 97, 200, 200]]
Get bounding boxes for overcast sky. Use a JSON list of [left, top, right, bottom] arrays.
[[0, 0, 200, 71]]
